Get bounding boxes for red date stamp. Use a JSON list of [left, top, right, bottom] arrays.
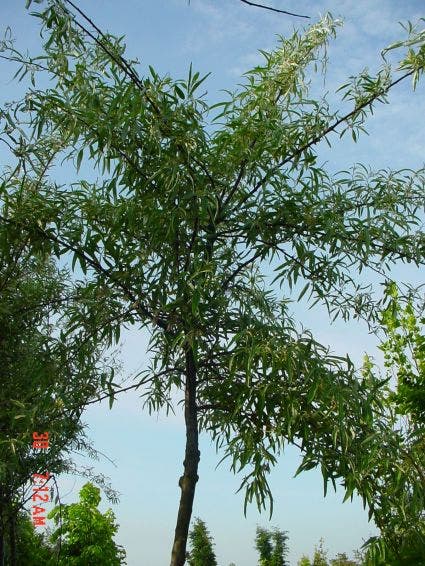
[[31, 432, 50, 527]]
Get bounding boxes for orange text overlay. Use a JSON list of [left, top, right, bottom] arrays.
[[31, 432, 50, 527]]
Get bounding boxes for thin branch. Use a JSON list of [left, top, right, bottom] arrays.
[[63, 0, 150, 100], [64, 366, 184, 411], [59, 104, 150, 183], [50, 474, 63, 566], [84, 380, 147, 406], [6, 292, 81, 317], [239, 0, 309, 18], [0, 237, 30, 293], [220, 60, 311, 213], [197, 402, 226, 412], [0, 136, 17, 153], [0, 53, 51, 74], [0, 212, 169, 331], [240, 70, 416, 206], [221, 157, 248, 210], [62, 1, 216, 198], [220, 247, 265, 293]]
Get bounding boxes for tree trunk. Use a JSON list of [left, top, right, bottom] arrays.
[[170, 346, 200, 566], [8, 508, 16, 566], [0, 507, 4, 566]]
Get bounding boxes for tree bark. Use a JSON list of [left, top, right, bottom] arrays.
[[170, 346, 200, 566], [0, 504, 4, 566], [8, 507, 16, 566]]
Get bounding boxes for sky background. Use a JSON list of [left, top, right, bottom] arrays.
[[1, 1, 424, 565]]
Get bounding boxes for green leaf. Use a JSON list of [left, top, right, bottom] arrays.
[[174, 85, 185, 100], [191, 288, 200, 316], [76, 148, 83, 172]]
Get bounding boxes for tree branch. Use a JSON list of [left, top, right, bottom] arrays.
[[239, 0, 309, 18], [241, 70, 416, 206], [61, 1, 216, 199], [0, 212, 170, 331]]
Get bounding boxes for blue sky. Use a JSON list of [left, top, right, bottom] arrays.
[[1, 1, 424, 565]]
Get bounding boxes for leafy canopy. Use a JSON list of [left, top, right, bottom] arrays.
[[14, 511, 55, 566], [360, 284, 425, 565], [1, 2, 425, 563], [186, 517, 218, 566], [255, 526, 289, 566], [48, 482, 126, 565], [0, 218, 118, 564]]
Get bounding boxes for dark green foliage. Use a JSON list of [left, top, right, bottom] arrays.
[[256, 527, 273, 565], [0, 220, 118, 564], [271, 529, 289, 566], [14, 511, 54, 566], [186, 518, 217, 566], [255, 526, 289, 566]]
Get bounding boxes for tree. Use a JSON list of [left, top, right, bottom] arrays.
[[48, 482, 126, 565], [380, 283, 425, 426], [0, 228, 117, 565], [255, 527, 273, 566], [361, 283, 425, 565], [312, 539, 329, 566], [186, 518, 217, 566], [2, 3, 425, 565], [270, 528, 289, 566], [330, 553, 359, 566], [298, 543, 362, 566], [14, 511, 54, 566], [255, 526, 289, 566]]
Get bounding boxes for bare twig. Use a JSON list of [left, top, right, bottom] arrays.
[[239, 0, 309, 18]]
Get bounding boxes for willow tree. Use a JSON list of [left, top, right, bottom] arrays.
[[1, 2, 425, 564]]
